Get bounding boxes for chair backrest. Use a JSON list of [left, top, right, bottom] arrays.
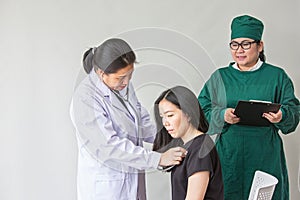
[[248, 170, 278, 200]]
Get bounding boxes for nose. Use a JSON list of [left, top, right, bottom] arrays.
[[236, 45, 244, 52], [121, 76, 131, 85], [162, 117, 170, 127]]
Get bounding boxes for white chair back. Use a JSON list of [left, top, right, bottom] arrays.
[[248, 170, 278, 200]]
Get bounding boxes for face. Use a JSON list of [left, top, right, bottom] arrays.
[[230, 38, 263, 70], [158, 99, 190, 139], [97, 64, 134, 91]]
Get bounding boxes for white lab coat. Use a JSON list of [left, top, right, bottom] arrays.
[[70, 70, 161, 200]]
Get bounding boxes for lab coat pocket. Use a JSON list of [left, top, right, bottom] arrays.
[[94, 173, 129, 200]]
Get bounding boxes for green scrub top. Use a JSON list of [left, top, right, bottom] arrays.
[[198, 62, 300, 200]]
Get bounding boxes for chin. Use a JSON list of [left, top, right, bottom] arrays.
[[118, 86, 127, 91], [171, 134, 180, 139]]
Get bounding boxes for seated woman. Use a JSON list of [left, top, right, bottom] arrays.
[[153, 86, 224, 200]]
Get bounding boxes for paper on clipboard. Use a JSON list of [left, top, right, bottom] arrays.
[[233, 100, 281, 126]]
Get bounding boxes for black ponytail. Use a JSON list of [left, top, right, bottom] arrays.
[[256, 40, 266, 62], [259, 49, 266, 62], [82, 48, 94, 74]]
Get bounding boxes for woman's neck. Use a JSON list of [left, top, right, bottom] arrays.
[[181, 125, 203, 144], [235, 59, 261, 71]]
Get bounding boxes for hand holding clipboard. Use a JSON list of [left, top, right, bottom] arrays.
[[233, 100, 281, 126]]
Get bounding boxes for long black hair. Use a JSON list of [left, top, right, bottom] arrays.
[[82, 38, 136, 74], [152, 86, 209, 152]]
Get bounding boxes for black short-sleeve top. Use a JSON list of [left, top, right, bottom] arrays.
[[171, 134, 224, 200]]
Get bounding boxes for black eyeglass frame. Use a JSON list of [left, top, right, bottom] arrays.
[[229, 40, 260, 50]]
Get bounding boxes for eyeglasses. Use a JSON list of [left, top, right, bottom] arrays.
[[229, 40, 259, 50]]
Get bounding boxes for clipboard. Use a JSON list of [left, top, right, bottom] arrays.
[[233, 100, 281, 126]]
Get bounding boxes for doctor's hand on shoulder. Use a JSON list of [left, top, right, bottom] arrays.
[[159, 147, 187, 166]]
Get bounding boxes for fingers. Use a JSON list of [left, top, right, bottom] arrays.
[[159, 147, 187, 167], [171, 147, 187, 163], [230, 117, 240, 124], [174, 147, 187, 156], [263, 113, 274, 122], [263, 111, 282, 123], [224, 108, 240, 124]]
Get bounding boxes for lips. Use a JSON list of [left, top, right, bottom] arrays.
[[167, 129, 174, 134], [118, 85, 127, 90], [237, 55, 246, 61]]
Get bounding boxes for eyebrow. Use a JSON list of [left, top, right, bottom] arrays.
[[160, 110, 174, 115]]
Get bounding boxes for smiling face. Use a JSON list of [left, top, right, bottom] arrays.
[[230, 38, 263, 70], [158, 98, 191, 140]]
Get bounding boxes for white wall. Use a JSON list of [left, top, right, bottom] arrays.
[[1, 0, 299, 199]]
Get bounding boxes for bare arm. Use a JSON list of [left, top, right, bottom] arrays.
[[185, 171, 210, 200]]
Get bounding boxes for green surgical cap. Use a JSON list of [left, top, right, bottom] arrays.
[[231, 15, 264, 40]]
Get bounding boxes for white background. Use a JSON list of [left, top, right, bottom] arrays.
[[1, 0, 299, 199]]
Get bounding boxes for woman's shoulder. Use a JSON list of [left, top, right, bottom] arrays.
[[206, 66, 230, 83], [73, 74, 109, 103], [212, 64, 231, 73], [198, 134, 215, 146], [73, 75, 91, 96], [189, 134, 216, 153], [262, 62, 285, 73], [260, 63, 291, 80], [209, 63, 234, 77]]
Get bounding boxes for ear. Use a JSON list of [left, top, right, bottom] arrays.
[[95, 68, 105, 77], [258, 41, 264, 52], [186, 114, 191, 122]]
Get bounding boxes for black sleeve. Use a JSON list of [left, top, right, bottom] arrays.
[[186, 138, 215, 178]]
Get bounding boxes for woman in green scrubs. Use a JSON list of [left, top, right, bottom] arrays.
[[198, 15, 300, 200]]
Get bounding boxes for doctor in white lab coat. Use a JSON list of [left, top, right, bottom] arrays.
[[70, 38, 186, 200]]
